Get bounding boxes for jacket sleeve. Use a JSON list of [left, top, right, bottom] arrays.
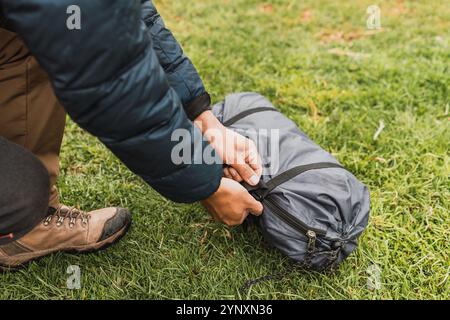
[[140, 0, 211, 121], [0, 6, 5, 28], [2, 0, 222, 203]]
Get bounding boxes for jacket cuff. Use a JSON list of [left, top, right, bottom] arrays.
[[184, 92, 212, 121]]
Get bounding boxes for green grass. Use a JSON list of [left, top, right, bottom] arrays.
[[1, 0, 449, 299]]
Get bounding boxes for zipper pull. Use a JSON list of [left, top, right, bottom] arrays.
[[306, 230, 316, 253]]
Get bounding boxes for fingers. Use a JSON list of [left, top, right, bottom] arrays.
[[224, 167, 243, 182], [247, 148, 263, 178], [230, 167, 244, 182], [238, 210, 250, 226], [203, 177, 263, 227], [248, 201, 264, 216], [219, 209, 248, 227], [235, 139, 262, 185], [244, 193, 264, 216], [232, 162, 260, 186], [223, 167, 233, 179]]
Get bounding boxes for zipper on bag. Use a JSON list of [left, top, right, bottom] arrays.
[[264, 196, 326, 238], [263, 197, 325, 255]]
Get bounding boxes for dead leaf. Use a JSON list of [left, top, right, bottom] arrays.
[[364, 29, 385, 36], [390, 0, 408, 16], [223, 229, 232, 240], [68, 165, 84, 175], [319, 30, 365, 44], [259, 4, 274, 13], [373, 120, 386, 141], [319, 31, 343, 43], [300, 9, 313, 23], [345, 31, 364, 41], [374, 157, 387, 163], [307, 98, 320, 122], [199, 230, 208, 246]]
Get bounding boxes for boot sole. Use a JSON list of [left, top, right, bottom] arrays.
[[0, 220, 131, 272]]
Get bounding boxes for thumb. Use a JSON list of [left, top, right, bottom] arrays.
[[245, 194, 264, 216]]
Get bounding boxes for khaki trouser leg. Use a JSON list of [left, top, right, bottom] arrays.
[[0, 28, 66, 208]]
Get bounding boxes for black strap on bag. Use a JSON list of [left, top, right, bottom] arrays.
[[265, 162, 345, 192], [244, 162, 347, 201], [223, 107, 278, 127]]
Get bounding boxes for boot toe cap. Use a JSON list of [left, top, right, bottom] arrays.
[[98, 208, 132, 242]]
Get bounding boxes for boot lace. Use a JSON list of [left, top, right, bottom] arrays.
[[43, 205, 90, 228]]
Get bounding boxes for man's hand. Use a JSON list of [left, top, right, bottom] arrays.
[[195, 111, 262, 186], [202, 178, 264, 226]]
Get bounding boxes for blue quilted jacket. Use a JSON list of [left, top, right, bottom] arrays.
[[1, 0, 222, 203]]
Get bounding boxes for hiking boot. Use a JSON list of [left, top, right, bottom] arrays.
[[0, 205, 132, 271]]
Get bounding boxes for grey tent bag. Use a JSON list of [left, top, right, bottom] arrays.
[[212, 92, 370, 271]]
